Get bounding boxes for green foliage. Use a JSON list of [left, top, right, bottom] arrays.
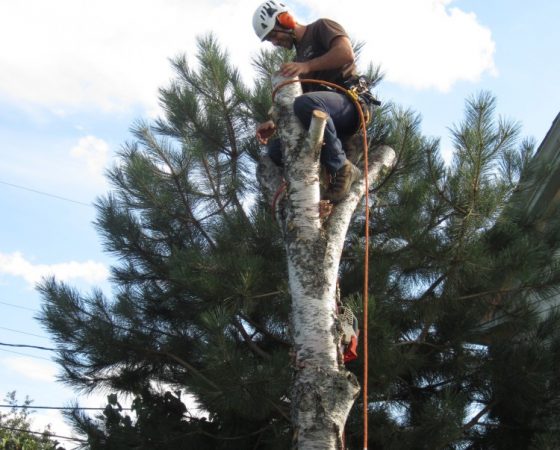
[[65, 391, 220, 450], [0, 392, 65, 450], [38, 34, 292, 449], [341, 92, 560, 449], [37, 33, 560, 449]]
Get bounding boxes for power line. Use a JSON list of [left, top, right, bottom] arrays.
[[0, 299, 37, 312], [0, 347, 53, 362], [0, 424, 86, 443], [0, 341, 55, 352], [0, 326, 49, 340], [0, 179, 91, 207], [0, 404, 132, 411], [0, 296, 180, 341]]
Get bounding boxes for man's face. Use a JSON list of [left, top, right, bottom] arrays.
[[265, 30, 294, 49]]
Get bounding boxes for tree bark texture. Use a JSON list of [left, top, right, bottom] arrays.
[[257, 74, 396, 449]]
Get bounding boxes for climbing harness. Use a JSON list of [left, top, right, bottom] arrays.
[[270, 76, 379, 211], [344, 75, 381, 130], [271, 76, 377, 449]]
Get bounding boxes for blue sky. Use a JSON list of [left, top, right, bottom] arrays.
[[0, 0, 558, 445]]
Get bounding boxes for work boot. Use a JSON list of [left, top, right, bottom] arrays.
[[325, 160, 361, 203]]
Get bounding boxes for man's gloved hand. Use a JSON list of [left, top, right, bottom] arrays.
[[256, 120, 277, 145], [279, 61, 310, 78]]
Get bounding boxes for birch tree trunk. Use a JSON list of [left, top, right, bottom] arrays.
[[257, 74, 396, 449]]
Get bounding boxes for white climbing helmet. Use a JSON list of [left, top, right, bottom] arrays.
[[252, 0, 289, 41]]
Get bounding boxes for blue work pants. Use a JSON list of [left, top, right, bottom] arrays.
[[267, 90, 359, 174]]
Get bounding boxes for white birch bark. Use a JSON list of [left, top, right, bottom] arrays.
[[257, 74, 396, 449]]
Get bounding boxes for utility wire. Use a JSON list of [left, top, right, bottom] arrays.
[[0, 180, 91, 207], [0, 404, 132, 411], [0, 341, 55, 352], [0, 347, 53, 361], [0, 326, 50, 340], [0, 299, 37, 312], [3, 293, 559, 348], [0, 424, 86, 443]]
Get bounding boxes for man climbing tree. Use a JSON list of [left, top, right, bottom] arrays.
[[253, 2, 396, 448], [36, 12, 560, 450], [253, 0, 368, 202]]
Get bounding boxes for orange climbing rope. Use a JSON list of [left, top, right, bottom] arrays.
[[272, 78, 371, 449]]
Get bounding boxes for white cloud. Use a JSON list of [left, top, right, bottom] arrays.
[[31, 409, 75, 444], [0, 0, 496, 112], [0, 0, 260, 112], [0, 251, 109, 286], [3, 357, 58, 382], [30, 406, 83, 447], [299, 0, 497, 91], [0, 134, 112, 195], [70, 135, 110, 184]]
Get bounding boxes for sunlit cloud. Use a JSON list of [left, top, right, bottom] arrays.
[[70, 135, 110, 184], [3, 357, 58, 382], [298, 0, 497, 91], [0, 251, 109, 286], [0, 0, 497, 112]]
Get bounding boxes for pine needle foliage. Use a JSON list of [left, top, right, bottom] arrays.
[[37, 33, 560, 449], [342, 92, 560, 449]]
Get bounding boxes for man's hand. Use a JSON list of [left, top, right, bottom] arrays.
[[280, 61, 310, 78], [278, 36, 354, 78], [256, 120, 277, 145]]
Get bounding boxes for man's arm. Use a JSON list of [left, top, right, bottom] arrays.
[[280, 36, 354, 78]]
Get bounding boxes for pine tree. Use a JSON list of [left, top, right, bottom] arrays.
[[341, 93, 560, 449], [38, 34, 560, 449], [40, 35, 294, 449]]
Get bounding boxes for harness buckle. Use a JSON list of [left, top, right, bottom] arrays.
[[345, 76, 381, 128]]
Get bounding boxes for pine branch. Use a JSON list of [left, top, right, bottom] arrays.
[[220, 101, 252, 226], [165, 423, 274, 442], [462, 402, 496, 432], [142, 127, 217, 250], [394, 340, 444, 350], [200, 156, 230, 216], [238, 313, 290, 347], [426, 142, 467, 216], [160, 350, 221, 392], [232, 318, 272, 360]]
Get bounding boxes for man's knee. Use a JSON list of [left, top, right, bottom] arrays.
[[293, 94, 323, 127]]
